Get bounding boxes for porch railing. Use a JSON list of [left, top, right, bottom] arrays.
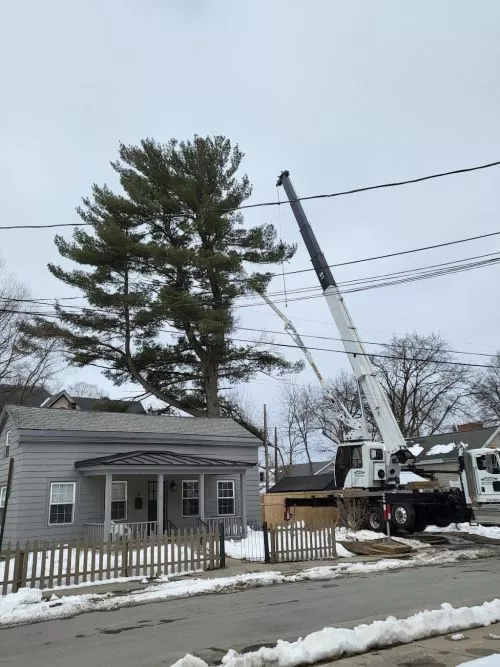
[[204, 516, 243, 538], [84, 521, 158, 544]]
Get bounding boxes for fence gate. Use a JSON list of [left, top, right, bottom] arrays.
[[268, 523, 336, 563]]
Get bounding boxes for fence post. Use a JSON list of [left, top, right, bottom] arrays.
[[12, 546, 25, 593], [122, 539, 130, 577], [219, 523, 226, 569], [263, 522, 271, 564]]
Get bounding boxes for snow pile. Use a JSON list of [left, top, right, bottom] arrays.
[[458, 657, 500, 666], [173, 599, 500, 667], [0, 546, 485, 628], [426, 443, 457, 456], [426, 523, 500, 540]]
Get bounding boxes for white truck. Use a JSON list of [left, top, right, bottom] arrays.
[[276, 170, 500, 532]]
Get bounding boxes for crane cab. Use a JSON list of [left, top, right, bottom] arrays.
[[334, 441, 403, 489]]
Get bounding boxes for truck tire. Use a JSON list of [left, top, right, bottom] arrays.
[[368, 506, 385, 533], [391, 502, 416, 533], [413, 512, 428, 533]]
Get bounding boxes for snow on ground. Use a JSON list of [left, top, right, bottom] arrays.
[[174, 599, 500, 667], [426, 523, 500, 540], [0, 546, 486, 628], [0, 543, 195, 593], [458, 657, 500, 666]]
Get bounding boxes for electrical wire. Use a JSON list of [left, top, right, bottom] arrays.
[[1, 158, 500, 230]]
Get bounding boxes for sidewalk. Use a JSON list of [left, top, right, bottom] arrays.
[[41, 554, 392, 599], [328, 622, 500, 666]]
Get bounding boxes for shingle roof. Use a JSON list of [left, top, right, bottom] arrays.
[[0, 385, 51, 412], [410, 426, 498, 463], [281, 461, 333, 477], [3, 405, 259, 441], [75, 450, 255, 468], [269, 474, 336, 493]]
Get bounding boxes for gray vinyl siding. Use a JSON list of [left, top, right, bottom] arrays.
[[0, 417, 22, 544], [0, 425, 259, 542]]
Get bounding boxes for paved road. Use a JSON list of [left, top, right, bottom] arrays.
[[0, 558, 499, 666]]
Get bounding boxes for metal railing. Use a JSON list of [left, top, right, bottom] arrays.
[[204, 516, 243, 538], [84, 521, 158, 544]]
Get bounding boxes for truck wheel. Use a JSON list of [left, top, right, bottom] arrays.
[[413, 513, 427, 533], [391, 503, 416, 533], [368, 506, 385, 533]]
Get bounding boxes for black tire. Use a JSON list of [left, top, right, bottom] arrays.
[[413, 512, 428, 533], [391, 503, 416, 532], [368, 506, 385, 533], [433, 516, 451, 528]]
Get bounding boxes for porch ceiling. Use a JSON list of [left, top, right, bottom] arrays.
[[75, 449, 255, 473]]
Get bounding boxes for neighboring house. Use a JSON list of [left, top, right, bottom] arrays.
[[0, 384, 145, 415], [0, 406, 260, 544], [410, 422, 500, 486]]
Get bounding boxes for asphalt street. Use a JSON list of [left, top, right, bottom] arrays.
[[0, 558, 499, 666]]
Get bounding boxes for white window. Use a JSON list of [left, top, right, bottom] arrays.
[[217, 480, 235, 516], [111, 481, 127, 521], [49, 482, 75, 525], [182, 480, 199, 516], [5, 431, 11, 458], [0, 486, 6, 508]]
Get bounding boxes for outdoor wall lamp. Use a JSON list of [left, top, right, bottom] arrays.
[[134, 493, 143, 510], [170, 482, 178, 492]]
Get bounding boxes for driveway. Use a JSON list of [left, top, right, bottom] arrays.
[[0, 558, 499, 666]]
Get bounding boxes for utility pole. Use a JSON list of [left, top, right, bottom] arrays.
[[263, 404, 270, 492], [274, 426, 279, 485]]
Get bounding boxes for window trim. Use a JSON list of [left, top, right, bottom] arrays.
[[217, 479, 235, 517], [0, 486, 6, 508], [5, 430, 11, 458], [111, 480, 128, 522], [181, 479, 200, 517], [48, 481, 76, 526]]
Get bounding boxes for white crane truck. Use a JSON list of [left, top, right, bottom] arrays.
[[277, 170, 500, 532]]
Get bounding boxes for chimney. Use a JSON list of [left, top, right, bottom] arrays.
[[457, 422, 483, 433]]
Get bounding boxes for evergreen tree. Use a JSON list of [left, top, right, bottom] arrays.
[[33, 136, 300, 418]]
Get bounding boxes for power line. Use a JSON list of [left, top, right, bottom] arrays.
[[1, 158, 500, 230]]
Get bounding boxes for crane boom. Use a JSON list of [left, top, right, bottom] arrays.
[[257, 291, 362, 434], [277, 170, 408, 459]]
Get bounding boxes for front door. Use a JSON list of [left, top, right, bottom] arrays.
[[147, 480, 168, 526]]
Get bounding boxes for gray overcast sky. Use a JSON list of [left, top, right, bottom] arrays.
[[1, 1, 499, 430]]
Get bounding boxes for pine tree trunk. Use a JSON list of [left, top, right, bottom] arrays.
[[205, 362, 221, 417]]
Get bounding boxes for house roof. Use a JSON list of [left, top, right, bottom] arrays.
[[281, 461, 334, 477], [410, 426, 499, 464], [0, 384, 51, 412], [41, 390, 145, 414], [75, 450, 255, 469], [269, 474, 336, 493], [0, 384, 144, 414], [2, 405, 259, 441]]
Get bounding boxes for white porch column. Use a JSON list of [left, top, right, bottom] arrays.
[[199, 473, 205, 522], [104, 472, 113, 542], [157, 473, 164, 535], [240, 471, 247, 538]]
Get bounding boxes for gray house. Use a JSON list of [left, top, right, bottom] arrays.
[[0, 406, 260, 544]]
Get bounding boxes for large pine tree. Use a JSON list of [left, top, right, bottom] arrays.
[[35, 136, 300, 418]]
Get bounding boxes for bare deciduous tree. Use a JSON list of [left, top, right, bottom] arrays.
[[279, 383, 328, 472], [0, 263, 61, 396], [66, 382, 107, 398], [471, 353, 500, 424], [372, 333, 471, 437]]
